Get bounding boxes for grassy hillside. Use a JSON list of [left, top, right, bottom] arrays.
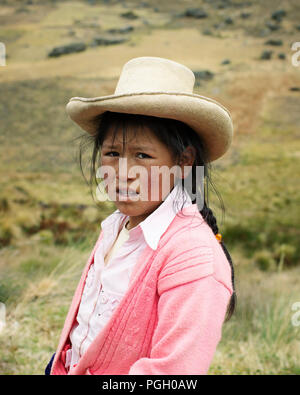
[[0, 0, 300, 374]]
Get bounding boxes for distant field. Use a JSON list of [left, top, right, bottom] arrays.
[[0, 0, 300, 374]]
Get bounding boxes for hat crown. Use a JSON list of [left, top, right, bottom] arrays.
[[114, 57, 195, 95]]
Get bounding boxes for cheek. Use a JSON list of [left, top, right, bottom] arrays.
[[99, 157, 117, 185], [149, 165, 175, 185], [100, 156, 113, 167], [148, 165, 176, 200]]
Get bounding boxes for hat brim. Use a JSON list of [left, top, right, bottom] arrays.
[[66, 91, 233, 162]]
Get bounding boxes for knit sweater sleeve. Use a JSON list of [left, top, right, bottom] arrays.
[[128, 274, 231, 375]]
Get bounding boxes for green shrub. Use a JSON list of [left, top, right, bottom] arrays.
[[35, 229, 55, 245], [274, 244, 297, 270], [0, 223, 13, 247], [253, 250, 276, 271], [0, 197, 9, 212]]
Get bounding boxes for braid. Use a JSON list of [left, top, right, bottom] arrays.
[[200, 202, 236, 321], [200, 204, 219, 234]]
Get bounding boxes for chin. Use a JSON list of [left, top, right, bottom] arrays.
[[115, 203, 140, 215]]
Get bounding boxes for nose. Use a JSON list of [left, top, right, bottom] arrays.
[[115, 157, 137, 187]]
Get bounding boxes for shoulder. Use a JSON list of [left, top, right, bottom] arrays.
[[159, 204, 215, 253], [157, 204, 233, 295]]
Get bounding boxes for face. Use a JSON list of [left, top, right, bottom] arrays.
[[99, 123, 179, 229]]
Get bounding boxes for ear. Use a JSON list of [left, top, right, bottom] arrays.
[[179, 146, 196, 178]]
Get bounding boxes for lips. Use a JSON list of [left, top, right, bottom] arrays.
[[117, 187, 139, 196]]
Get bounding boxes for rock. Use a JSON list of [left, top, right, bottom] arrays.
[[61, 203, 71, 209], [48, 42, 86, 57], [38, 201, 50, 209], [221, 59, 231, 65], [194, 70, 214, 80], [91, 35, 128, 46], [278, 53, 285, 59], [289, 87, 300, 92], [240, 12, 251, 19], [202, 29, 212, 35], [183, 8, 208, 18], [264, 39, 283, 46], [260, 50, 273, 60], [138, 1, 150, 7], [215, 0, 234, 10], [77, 204, 87, 211], [121, 11, 139, 19], [271, 9, 286, 22], [67, 30, 76, 37], [106, 25, 134, 34], [265, 21, 280, 31], [224, 17, 234, 24], [193, 70, 215, 85]]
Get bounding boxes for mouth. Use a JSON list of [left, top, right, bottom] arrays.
[[116, 188, 139, 197]]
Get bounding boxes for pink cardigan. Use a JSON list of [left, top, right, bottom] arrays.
[[51, 204, 233, 375]]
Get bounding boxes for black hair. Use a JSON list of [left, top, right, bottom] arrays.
[[75, 111, 236, 321]]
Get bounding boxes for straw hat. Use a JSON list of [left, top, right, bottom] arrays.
[[66, 56, 233, 162]]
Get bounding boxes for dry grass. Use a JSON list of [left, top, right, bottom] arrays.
[[0, 241, 91, 374], [210, 256, 300, 374]]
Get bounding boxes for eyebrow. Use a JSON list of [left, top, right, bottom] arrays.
[[102, 143, 155, 151]]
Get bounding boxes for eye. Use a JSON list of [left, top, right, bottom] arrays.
[[105, 151, 119, 157], [103, 151, 150, 159], [137, 153, 150, 159]]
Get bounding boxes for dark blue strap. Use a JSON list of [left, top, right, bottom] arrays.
[[45, 353, 56, 375]]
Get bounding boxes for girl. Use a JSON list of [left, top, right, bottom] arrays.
[[47, 56, 236, 375]]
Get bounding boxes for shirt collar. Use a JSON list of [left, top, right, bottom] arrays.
[[101, 183, 193, 250]]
